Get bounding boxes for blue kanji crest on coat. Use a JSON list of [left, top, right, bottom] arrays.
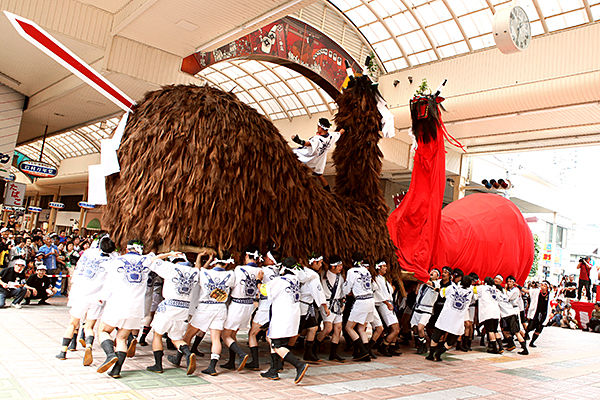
[[172, 268, 198, 295]]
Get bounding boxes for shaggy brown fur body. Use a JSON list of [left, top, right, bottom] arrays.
[[104, 79, 398, 271]]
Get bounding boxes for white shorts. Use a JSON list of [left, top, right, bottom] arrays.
[[321, 308, 343, 324], [253, 309, 270, 326], [224, 302, 255, 331], [466, 307, 475, 322], [371, 308, 383, 328], [410, 310, 432, 327], [192, 306, 227, 332], [101, 316, 142, 330], [377, 304, 399, 326], [151, 313, 187, 341], [69, 301, 104, 321], [348, 299, 374, 325]]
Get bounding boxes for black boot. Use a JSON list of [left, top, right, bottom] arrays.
[[529, 333, 539, 348], [506, 337, 516, 351], [352, 339, 371, 361], [518, 340, 529, 355], [274, 353, 284, 372], [329, 343, 345, 362], [304, 341, 320, 362], [167, 350, 183, 367], [480, 334, 486, 347], [56, 337, 70, 360], [139, 326, 151, 346], [260, 353, 280, 380], [220, 346, 237, 370], [108, 351, 127, 378], [466, 338, 472, 351], [496, 339, 504, 354], [179, 344, 196, 375], [434, 344, 447, 361], [487, 340, 499, 354], [84, 336, 94, 366], [126, 334, 137, 358], [366, 340, 377, 359], [312, 339, 322, 359], [425, 345, 436, 361], [146, 350, 164, 373], [191, 334, 205, 357], [416, 337, 427, 354], [284, 352, 308, 384], [389, 343, 402, 356], [201, 358, 219, 375], [378, 341, 392, 357], [229, 342, 249, 371], [68, 330, 78, 351], [399, 334, 410, 346], [245, 346, 260, 370], [97, 339, 118, 373], [78, 329, 86, 348]]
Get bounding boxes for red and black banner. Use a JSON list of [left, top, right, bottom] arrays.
[[181, 16, 360, 100]]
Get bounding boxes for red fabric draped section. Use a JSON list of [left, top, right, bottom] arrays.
[[387, 125, 447, 284], [434, 193, 534, 286]]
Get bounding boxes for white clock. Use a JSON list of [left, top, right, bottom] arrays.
[[492, 5, 531, 54]]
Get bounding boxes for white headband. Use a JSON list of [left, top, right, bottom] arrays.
[[330, 261, 342, 266], [375, 261, 386, 269], [318, 122, 330, 131], [127, 243, 144, 254], [309, 255, 323, 264], [210, 257, 235, 266], [267, 251, 277, 264], [246, 250, 260, 260]]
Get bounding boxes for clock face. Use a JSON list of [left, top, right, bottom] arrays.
[[509, 6, 531, 50]]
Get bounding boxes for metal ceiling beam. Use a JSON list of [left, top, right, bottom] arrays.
[[583, 0, 594, 22], [72, 129, 101, 152], [257, 61, 312, 118], [531, 0, 549, 33], [358, 0, 413, 68], [232, 62, 293, 122], [441, 0, 473, 52], [204, 67, 274, 122], [398, 0, 442, 60], [306, 79, 334, 115]]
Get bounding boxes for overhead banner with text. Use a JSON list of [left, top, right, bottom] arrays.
[[181, 16, 361, 99]]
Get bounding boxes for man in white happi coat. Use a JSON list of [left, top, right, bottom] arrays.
[[221, 245, 264, 371], [500, 275, 528, 355], [411, 268, 440, 354], [343, 252, 374, 361], [372, 260, 401, 357], [258, 257, 309, 384], [56, 234, 116, 365], [246, 250, 281, 370], [314, 255, 345, 362], [96, 240, 153, 378], [145, 252, 201, 375]]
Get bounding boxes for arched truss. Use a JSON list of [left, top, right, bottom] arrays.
[[328, 0, 600, 73]]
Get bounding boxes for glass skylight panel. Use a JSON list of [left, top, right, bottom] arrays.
[[546, 9, 587, 30], [308, 91, 324, 105], [372, 0, 402, 17], [416, 2, 447, 26], [370, 22, 391, 42], [592, 5, 600, 20], [373, 41, 393, 61], [296, 77, 315, 91], [308, 106, 320, 114], [427, 21, 455, 46], [530, 20, 545, 36], [391, 12, 420, 33], [270, 82, 292, 97], [458, 10, 493, 37], [273, 66, 293, 79], [299, 92, 315, 106], [401, 30, 430, 53], [360, 25, 380, 43], [287, 78, 305, 93], [540, 0, 581, 16], [380, 39, 402, 59]]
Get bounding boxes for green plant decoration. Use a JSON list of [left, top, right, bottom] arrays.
[[529, 234, 540, 277], [415, 78, 430, 97]]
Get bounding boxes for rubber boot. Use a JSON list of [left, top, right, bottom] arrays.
[[178, 345, 196, 375], [68, 330, 78, 351], [304, 341, 320, 362], [505, 336, 516, 351], [353, 339, 371, 361], [466, 338, 472, 351], [378, 341, 392, 357], [220, 346, 237, 370], [191, 333, 205, 357], [312, 339, 322, 360], [97, 339, 118, 373], [167, 350, 183, 367], [56, 337, 70, 360], [487, 340, 499, 354], [416, 337, 427, 354], [78, 329, 86, 348], [108, 351, 127, 378], [425, 344, 436, 361], [260, 353, 280, 380], [83, 336, 94, 366], [518, 340, 529, 355], [480, 333, 486, 347], [284, 352, 308, 384], [329, 343, 345, 362], [229, 342, 249, 371], [366, 340, 377, 359], [126, 334, 137, 358], [529, 333, 539, 348], [496, 339, 504, 354], [434, 344, 447, 361], [274, 353, 284, 372], [389, 342, 402, 356], [146, 350, 164, 373], [245, 346, 260, 370], [201, 357, 219, 376], [139, 326, 151, 346]]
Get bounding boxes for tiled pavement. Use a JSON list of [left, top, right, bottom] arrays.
[[2, 297, 600, 400]]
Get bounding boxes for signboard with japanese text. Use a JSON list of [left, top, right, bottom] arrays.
[[3, 181, 26, 207], [0, 84, 25, 179], [18, 160, 58, 178]]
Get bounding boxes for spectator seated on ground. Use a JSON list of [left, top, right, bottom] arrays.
[[549, 299, 566, 326], [587, 302, 600, 333], [24, 264, 57, 305], [561, 304, 578, 329], [0, 259, 28, 308]]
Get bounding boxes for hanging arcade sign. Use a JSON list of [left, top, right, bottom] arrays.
[[78, 201, 95, 209], [3, 173, 16, 182], [28, 206, 42, 213], [49, 202, 65, 209], [18, 160, 57, 178]]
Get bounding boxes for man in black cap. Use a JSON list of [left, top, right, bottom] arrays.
[[291, 118, 344, 191]]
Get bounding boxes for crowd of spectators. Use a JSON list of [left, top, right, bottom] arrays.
[[0, 215, 95, 309]]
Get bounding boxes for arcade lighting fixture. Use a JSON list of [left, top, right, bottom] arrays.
[[481, 179, 511, 190]]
